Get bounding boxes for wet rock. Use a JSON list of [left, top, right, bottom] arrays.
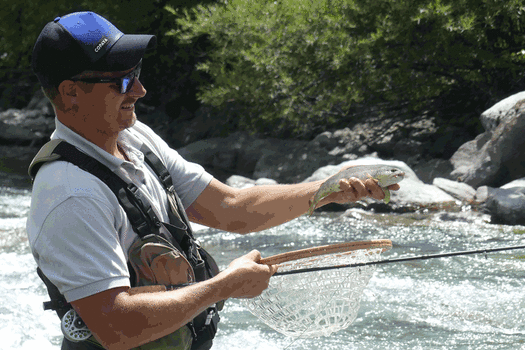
[[226, 175, 257, 189], [0, 89, 54, 146], [450, 93, 525, 188], [253, 141, 337, 184], [432, 177, 476, 202], [412, 158, 454, 184], [225, 175, 278, 189], [477, 178, 525, 225], [480, 91, 525, 132], [255, 178, 278, 186], [501, 177, 525, 190], [474, 186, 493, 204], [0, 108, 54, 146], [177, 132, 305, 181], [485, 186, 525, 225]]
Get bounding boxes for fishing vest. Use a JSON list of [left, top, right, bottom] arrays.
[[29, 140, 223, 350]]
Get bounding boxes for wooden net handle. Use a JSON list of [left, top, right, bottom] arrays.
[[259, 239, 392, 265]]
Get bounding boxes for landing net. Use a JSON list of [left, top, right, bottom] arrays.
[[243, 240, 392, 338]]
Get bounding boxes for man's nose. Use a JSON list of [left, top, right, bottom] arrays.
[[129, 77, 146, 97]]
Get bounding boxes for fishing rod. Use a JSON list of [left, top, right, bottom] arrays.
[[273, 244, 525, 276]]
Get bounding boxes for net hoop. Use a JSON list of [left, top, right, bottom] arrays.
[[260, 239, 392, 266], [244, 239, 392, 338]]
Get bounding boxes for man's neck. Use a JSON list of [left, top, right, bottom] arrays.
[[57, 114, 123, 159]]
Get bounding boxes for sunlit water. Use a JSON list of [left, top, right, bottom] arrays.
[[2, 177, 525, 350]]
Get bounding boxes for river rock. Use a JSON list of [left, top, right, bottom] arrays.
[[480, 91, 525, 132], [226, 175, 257, 189], [474, 186, 492, 203], [0, 108, 54, 146], [501, 177, 525, 190], [476, 177, 525, 225], [253, 142, 339, 184], [177, 132, 306, 181], [450, 94, 525, 188], [411, 158, 454, 184], [484, 186, 525, 225], [432, 177, 476, 202], [225, 175, 278, 189], [0, 89, 54, 146]]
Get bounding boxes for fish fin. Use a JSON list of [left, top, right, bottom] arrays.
[[382, 187, 391, 204], [307, 205, 315, 216], [307, 196, 319, 216]]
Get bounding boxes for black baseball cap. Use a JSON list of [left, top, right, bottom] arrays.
[[32, 11, 157, 88]]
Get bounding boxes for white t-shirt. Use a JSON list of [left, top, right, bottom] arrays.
[[26, 118, 213, 302]]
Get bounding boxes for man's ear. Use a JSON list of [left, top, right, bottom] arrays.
[[57, 80, 79, 111], [58, 80, 77, 98], [58, 80, 79, 113]]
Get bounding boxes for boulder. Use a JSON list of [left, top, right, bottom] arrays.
[[226, 175, 257, 189], [177, 132, 304, 180], [484, 185, 525, 225], [480, 91, 525, 132], [449, 132, 491, 181], [501, 177, 525, 190], [450, 95, 525, 188], [225, 175, 278, 189], [474, 186, 492, 204], [474, 178, 525, 225], [0, 108, 54, 146], [432, 177, 476, 202], [411, 158, 454, 184], [253, 141, 338, 184]]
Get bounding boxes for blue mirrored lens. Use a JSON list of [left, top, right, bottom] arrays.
[[121, 76, 133, 94], [120, 65, 141, 93]]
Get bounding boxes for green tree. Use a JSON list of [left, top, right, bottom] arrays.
[[0, 0, 212, 112], [172, 0, 525, 138]]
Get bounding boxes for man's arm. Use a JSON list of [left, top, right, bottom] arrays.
[[71, 250, 276, 350], [186, 177, 399, 233]]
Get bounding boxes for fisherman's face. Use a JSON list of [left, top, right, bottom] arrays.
[[72, 65, 146, 136]]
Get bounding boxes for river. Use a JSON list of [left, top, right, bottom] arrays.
[[1, 173, 525, 350]]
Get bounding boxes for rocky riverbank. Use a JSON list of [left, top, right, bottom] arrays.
[[3, 90, 525, 225]]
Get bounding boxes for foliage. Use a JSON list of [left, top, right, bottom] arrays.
[[0, 0, 212, 112], [172, 0, 525, 138]]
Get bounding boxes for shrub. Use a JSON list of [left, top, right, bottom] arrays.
[[172, 0, 525, 138], [0, 0, 212, 113]]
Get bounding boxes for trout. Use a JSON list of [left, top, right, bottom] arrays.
[[307, 165, 405, 215]]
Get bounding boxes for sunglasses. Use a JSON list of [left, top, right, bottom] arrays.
[[71, 61, 142, 94]]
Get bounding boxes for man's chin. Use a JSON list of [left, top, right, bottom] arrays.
[[129, 113, 137, 127], [122, 113, 137, 130]]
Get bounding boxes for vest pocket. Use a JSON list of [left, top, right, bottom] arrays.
[[128, 234, 196, 287], [128, 234, 196, 350]]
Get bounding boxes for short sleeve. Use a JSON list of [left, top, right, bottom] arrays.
[[33, 196, 130, 302]]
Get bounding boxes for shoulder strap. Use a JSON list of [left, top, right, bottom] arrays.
[[29, 140, 161, 238], [140, 144, 196, 239], [28, 139, 62, 180]]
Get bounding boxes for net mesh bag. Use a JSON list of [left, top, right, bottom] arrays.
[[243, 240, 392, 338]]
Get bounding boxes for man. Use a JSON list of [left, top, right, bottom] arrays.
[[27, 11, 399, 350]]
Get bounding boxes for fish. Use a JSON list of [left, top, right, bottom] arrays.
[[307, 165, 406, 215]]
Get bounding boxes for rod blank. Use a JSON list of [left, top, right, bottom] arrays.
[[273, 244, 525, 276]]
